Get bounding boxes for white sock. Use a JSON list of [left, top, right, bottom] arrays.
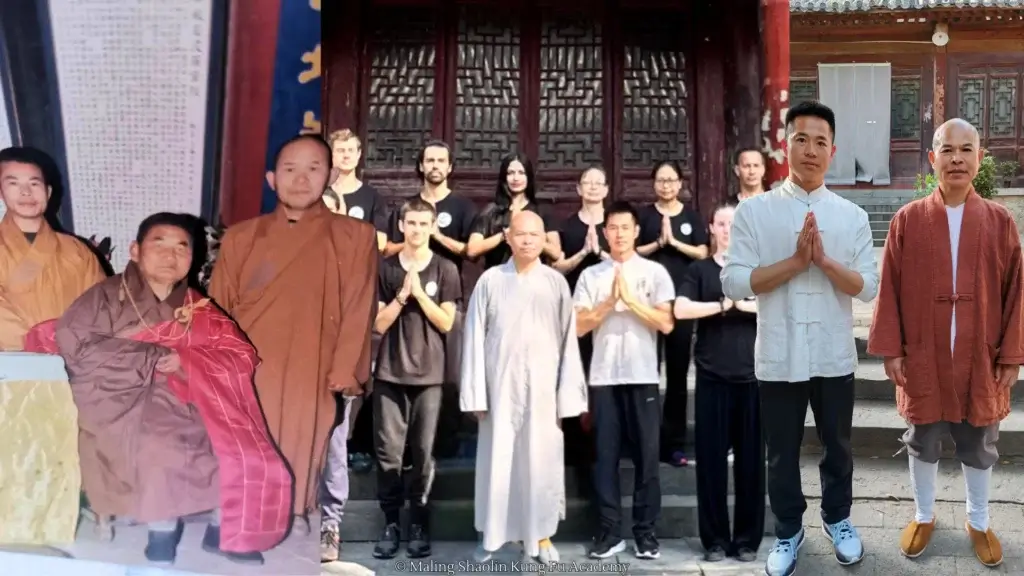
[[909, 454, 938, 523], [963, 463, 992, 532]]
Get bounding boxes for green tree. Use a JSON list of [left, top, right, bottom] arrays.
[[915, 152, 1020, 199]]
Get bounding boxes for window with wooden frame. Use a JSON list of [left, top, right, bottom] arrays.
[[950, 56, 1024, 182], [343, 0, 694, 213]]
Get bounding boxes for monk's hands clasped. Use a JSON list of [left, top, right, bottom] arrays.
[[156, 352, 181, 374], [883, 356, 907, 388], [794, 212, 816, 268]]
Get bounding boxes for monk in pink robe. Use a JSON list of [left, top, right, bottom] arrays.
[[868, 119, 1024, 568], [28, 213, 292, 567]]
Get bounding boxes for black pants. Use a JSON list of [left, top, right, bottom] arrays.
[[694, 370, 765, 553], [373, 380, 443, 525], [659, 319, 692, 456], [563, 334, 595, 467], [435, 310, 471, 458], [759, 374, 855, 539], [591, 384, 661, 537]]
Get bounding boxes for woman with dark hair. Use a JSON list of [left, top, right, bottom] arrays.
[[674, 203, 763, 564], [466, 153, 560, 270], [636, 159, 709, 468]]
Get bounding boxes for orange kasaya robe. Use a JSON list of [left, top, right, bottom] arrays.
[[209, 201, 378, 514], [0, 213, 105, 350], [868, 187, 1024, 427]]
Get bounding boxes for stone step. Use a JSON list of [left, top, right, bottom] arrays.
[[338, 496, 774, 541]]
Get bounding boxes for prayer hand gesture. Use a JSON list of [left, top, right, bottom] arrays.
[[600, 267, 621, 310], [587, 224, 601, 255], [615, 268, 636, 307], [883, 356, 907, 388], [996, 364, 1019, 389], [398, 271, 413, 301], [794, 212, 815, 268], [660, 215, 673, 246], [156, 352, 181, 374], [408, 269, 425, 299]]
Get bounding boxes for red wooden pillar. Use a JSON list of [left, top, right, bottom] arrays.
[[761, 0, 790, 189]]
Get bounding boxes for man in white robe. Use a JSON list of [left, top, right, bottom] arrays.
[[460, 211, 589, 563]]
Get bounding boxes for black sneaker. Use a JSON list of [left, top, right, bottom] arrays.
[[144, 523, 183, 565], [320, 523, 341, 563], [372, 523, 401, 559], [201, 524, 265, 565], [735, 547, 758, 562], [704, 545, 726, 562], [407, 524, 431, 558], [589, 531, 626, 559], [634, 533, 661, 559]]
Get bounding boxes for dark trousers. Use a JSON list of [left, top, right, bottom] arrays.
[[659, 319, 693, 456], [373, 380, 443, 525], [694, 370, 765, 553], [591, 384, 662, 537], [759, 374, 855, 539], [435, 310, 472, 458], [563, 334, 595, 467]]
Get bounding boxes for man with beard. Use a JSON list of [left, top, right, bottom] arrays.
[[31, 213, 292, 566], [869, 119, 1024, 568], [0, 146, 105, 350], [730, 148, 767, 203], [462, 210, 588, 565], [209, 134, 378, 533], [386, 140, 478, 458]]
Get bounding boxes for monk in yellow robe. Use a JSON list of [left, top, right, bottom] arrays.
[[0, 146, 104, 350], [209, 134, 378, 530]]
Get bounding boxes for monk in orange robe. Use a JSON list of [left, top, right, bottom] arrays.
[[868, 118, 1024, 568], [209, 134, 378, 530], [0, 146, 104, 350]]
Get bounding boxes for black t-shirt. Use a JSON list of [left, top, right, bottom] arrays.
[[374, 254, 462, 386], [470, 201, 554, 270], [678, 258, 757, 382], [638, 203, 709, 287], [557, 212, 608, 292], [342, 184, 389, 232], [388, 193, 478, 273]]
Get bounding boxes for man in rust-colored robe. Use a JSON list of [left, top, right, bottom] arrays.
[[868, 119, 1024, 568], [210, 134, 378, 529], [0, 146, 104, 350], [31, 212, 293, 566]]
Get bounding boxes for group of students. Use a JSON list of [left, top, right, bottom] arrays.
[[314, 127, 771, 566]]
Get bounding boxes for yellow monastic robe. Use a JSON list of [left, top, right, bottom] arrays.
[[0, 214, 105, 350]]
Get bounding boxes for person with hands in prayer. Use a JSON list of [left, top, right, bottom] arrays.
[[721, 101, 878, 576], [574, 201, 674, 562], [371, 197, 460, 561]]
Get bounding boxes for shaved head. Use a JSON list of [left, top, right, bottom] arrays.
[[510, 210, 544, 233], [508, 210, 545, 265], [933, 118, 980, 151]]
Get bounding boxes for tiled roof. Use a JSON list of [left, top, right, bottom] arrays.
[[791, 0, 1023, 12]]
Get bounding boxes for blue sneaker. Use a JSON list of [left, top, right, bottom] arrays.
[[822, 518, 864, 565], [764, 529, 804, 576]]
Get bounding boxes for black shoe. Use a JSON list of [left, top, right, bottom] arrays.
[[406, 524, 431, 558], [634, 532, 661, 560], [320, 523, 341, 563], [735, 547, 758, 562], [372, 523, 401, 559], [144, 523, 183, 565], [704, 545, 727, 562], [589, 531, 626, 559], [201, 524, 265, 565]]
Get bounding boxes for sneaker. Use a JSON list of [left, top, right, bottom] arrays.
[[144, 524, 183, 566], [320, 523, 341, 563], [822, 518, 864, 565], [703, 545, 726, 562], [588, 531, 626, 559], [372, 523, 401, 559], [201, 524, 265, 565], [667, 451, 688, 467], [634, 533, 660, 559], [764, 529, 805, 576], [407, 524, 431, 558], [350, 453, 373, 474]]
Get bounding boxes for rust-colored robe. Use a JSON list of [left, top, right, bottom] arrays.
[[0, 214, 104, 350], [53, 264, 220, 523], [209, 202, 378, 514], [868, 187, 1024, 427]]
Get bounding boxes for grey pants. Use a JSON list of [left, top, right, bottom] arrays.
[[149, 508, 221, 532], [319, 395, 354, 529], [902, 421, 1000, 470]]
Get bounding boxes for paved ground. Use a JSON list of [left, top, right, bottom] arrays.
[[326, 498, 1024, 575]]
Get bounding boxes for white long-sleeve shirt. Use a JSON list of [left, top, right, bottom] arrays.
[[720, 180, 879, 382]]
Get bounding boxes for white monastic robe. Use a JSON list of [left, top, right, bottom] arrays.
[[460, 261, 588, 557]]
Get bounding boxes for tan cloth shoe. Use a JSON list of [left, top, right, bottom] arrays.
[[965, 521, 1003, 567], [899, 518, 936, 558]]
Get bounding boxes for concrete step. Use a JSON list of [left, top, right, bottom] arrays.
[[338, 496, 774, 541]]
